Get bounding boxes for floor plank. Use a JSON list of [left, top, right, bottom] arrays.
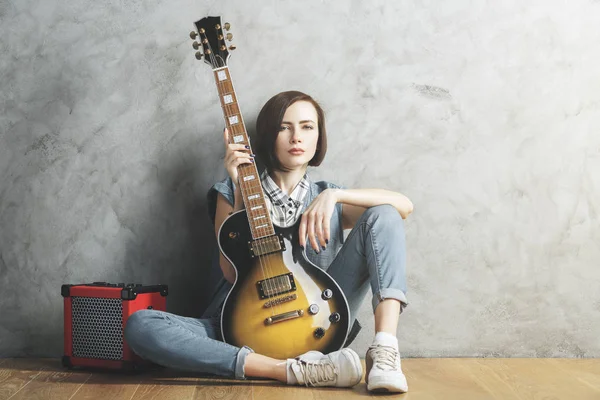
[[0, 358, 597, 400], [69, 372, 142, 400], [0, 358, 50, 400], [2, 359, 92, 400], [545, 358, 600, 397], [107, 368, 203, 400], [192, 380, 253, 400], [441, 358, 524, 400], [456, 358, 598, 400], [403, 358, 493, 399]]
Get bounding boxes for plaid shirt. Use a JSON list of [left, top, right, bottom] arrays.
[[260, 169, 310, 228]]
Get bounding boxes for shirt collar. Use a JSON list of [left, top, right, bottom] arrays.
[[260, 169, 310, 207]]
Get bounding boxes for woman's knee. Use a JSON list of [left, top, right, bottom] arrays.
[[124, 309, 163, 345], [362, 204, 403, 226]]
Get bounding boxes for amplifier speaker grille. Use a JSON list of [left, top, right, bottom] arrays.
[[71, 297, 123, 360]]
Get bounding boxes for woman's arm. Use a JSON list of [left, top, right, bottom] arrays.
[[214, 190, 244, 284], [336, 188, 414, 230]]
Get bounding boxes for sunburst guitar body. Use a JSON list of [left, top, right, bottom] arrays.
[[218, 210, 350, 359]]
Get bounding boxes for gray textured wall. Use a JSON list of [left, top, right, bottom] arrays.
[[1, 0, 599, 358]]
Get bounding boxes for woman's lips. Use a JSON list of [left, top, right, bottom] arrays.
[[288, 149, 305, 155]]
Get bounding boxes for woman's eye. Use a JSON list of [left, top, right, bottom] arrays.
[[279, 125, 290, 131], [303, 125, 314, 130]]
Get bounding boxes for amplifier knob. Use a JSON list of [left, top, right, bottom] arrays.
[[314, 327, 325, 339], [308, 304, 320, 315], [321, 289, 333, 300], [329, 312, 341, 323]]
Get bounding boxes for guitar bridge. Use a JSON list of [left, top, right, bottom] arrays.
[[265, 309, 304, 325], [264, 294, 297, 308]]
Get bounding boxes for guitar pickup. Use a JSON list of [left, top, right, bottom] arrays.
[[257, 272, 296, 299], [248, 234, 285, 257]]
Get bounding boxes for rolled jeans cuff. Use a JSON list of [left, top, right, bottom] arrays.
[[235, 345, 254, 379], [372, 288, 409, 315]]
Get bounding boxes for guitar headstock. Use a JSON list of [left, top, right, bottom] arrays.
[[190, 16, 236, 69]]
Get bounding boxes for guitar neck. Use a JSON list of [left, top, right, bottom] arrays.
[[213, 66, 275, 239]]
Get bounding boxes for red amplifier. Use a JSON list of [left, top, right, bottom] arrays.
[[61, 282, 168, 370]]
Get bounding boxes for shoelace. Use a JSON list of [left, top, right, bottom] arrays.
[[369, 344, 400, 371], [297, 359, 338, 386]]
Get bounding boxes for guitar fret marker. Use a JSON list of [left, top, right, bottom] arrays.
[[233, 135, 244, 143], [210, 65, 274, 236]]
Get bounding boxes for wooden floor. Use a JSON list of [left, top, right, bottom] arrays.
[[0, 357, 598, 400]]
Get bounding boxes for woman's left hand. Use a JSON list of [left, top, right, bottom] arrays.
[[298, 188, 339, 252]]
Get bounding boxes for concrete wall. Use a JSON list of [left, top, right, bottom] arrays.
[[1, 0, 599, 358]]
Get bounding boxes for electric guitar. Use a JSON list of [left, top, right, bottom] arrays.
[[191, 16, 350, 359]]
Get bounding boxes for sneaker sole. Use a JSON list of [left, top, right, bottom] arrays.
[[367, 376, 408, 393]]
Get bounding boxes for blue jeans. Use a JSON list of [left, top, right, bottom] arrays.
[[124, 204, 408, 379]]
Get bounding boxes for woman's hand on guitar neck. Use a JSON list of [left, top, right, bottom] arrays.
[[223, 127, 254, 185]]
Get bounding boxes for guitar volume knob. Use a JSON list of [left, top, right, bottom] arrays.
[[329, 312, 341, 323]]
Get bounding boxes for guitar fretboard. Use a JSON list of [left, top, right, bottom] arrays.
[[213, 66, 275, 239]]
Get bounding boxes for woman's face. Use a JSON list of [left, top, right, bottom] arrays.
[[274, 100, 320, 171]]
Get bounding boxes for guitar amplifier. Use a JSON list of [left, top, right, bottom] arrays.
[[61, 281, 168, 370]]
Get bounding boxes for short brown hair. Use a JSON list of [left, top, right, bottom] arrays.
[[255, 91, 327, 173]]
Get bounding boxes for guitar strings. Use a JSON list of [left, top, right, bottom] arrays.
[[206, 31, 285, 315], [203, 30, 279, 316], [210, 43, 282, 315]]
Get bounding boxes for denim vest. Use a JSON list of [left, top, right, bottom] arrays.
[[204, 173, 362, 347]]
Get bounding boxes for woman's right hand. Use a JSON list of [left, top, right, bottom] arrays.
[[223, 127, 254, 184]]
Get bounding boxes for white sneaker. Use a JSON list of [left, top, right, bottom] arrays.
[[296, 350, 324, 361], [287, 348, 363, 387], [366, 342, 408, 393]]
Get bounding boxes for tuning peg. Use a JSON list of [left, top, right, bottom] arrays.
[[190, 31, 198, 40], [226, 33, 233, 41], [192, 41, 201, 50], [195, 51, 203, 60], [220, 45, 226, 51], [229, 45, 237, 51], [205, 49, 212, 54], [224, 22, 231, 31]]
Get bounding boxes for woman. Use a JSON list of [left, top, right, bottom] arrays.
[[125, 91, 413, 392]]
